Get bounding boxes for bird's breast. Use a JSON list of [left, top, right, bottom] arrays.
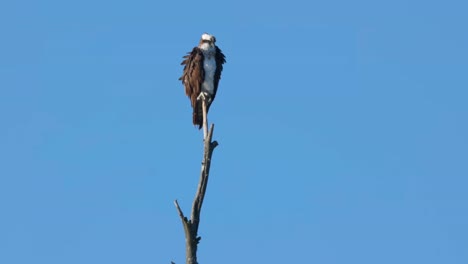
[[202, 56, 216, 94]]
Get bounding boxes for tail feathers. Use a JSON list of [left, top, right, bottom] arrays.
[[192, 100, 211, 129], [192, 107, 203, 129]]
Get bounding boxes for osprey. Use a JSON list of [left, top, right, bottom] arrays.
[[179, 33, 226, 129]]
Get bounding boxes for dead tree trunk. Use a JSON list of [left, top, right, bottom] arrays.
[[174, 98, 218, 264]]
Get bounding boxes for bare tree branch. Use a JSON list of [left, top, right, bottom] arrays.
[[174, 98, 218, 264], [202, 95, 208, 140]]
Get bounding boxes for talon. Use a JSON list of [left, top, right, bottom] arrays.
[[197, 92, 208, 101]]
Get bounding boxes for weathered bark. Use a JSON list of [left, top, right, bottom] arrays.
[[174, 98, 218, 264]]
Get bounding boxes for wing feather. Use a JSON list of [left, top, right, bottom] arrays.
[[212, 46, 226, 102], [179, 47, 204, 108]]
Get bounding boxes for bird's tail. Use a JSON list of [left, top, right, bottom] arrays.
[[192, 101, 203, 129]]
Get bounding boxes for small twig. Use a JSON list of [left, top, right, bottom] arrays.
[[174, 200, 185, 220]]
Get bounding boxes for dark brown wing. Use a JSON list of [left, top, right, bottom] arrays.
[[212, 46, 226, 103], [179, 47, 204, 109], [179, 47, 205, 128]]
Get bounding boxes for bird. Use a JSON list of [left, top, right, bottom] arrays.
[[179, 33, 226, 129]]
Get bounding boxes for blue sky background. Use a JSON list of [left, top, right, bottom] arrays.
[[1, 0, 467, 263]]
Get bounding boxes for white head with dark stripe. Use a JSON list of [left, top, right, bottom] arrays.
[[199, 33, 216, 51]]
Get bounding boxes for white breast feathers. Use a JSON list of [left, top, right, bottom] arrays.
[[201, 54, 216, 95]]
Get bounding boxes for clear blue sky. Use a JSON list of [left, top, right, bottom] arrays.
[[1, 0, 467, 263]]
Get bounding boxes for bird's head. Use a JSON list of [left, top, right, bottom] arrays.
[[199, 33, 216, 50]]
